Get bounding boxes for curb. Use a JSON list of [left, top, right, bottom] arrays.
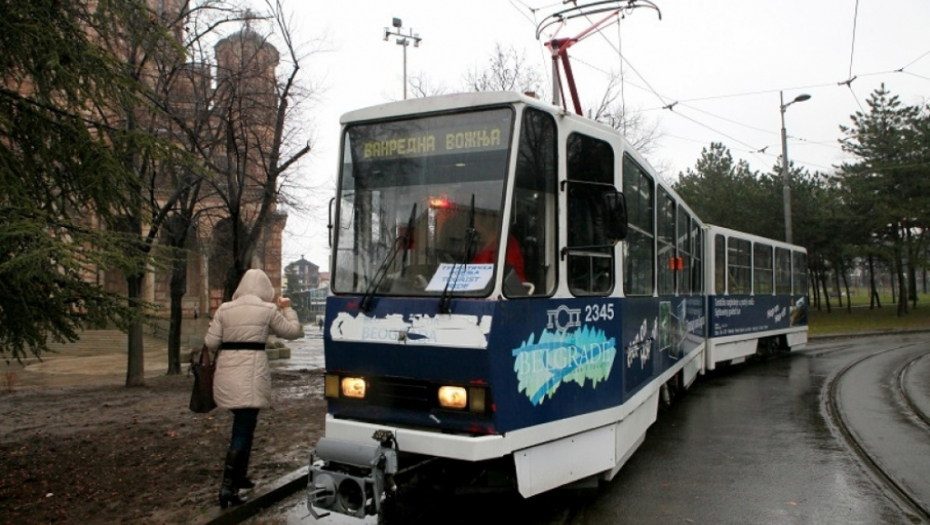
[[808, 328, 930, 341], [197, 465, 309, 525]]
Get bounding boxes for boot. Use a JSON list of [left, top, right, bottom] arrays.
[[219, 450, 246, 509], [237, 448, 255, 490]]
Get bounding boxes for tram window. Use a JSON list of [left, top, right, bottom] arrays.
[[677, 207, 692, 295], [692, 225, 703, 294], [727, 237, 751, 294], [566, 133, 614, 296], [792, 251, 808, 295], [753, 243, 774, 295], [714, 234, 726, 294], [775, 248, 791, 295], [622, 156, 655, 296], [657, 190, 675, 295], [505, 108, 557, 298]]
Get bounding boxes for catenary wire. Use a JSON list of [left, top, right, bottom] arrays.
[[847, 0, 860, 80]]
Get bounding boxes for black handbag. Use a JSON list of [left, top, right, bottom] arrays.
[[189, 345, 217, 413]]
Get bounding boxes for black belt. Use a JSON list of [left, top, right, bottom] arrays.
[[220, 342, 266, 351]]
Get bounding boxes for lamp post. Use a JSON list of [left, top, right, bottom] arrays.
[[779, 91, 811, 244], [383, 18, 422, 100]]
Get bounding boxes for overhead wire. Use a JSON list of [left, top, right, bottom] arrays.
[[522, 0, 919, 175], [900, 71, 930, 82], [840, 1, 864, 112], [847, 0, 860, 80], [507, 0, 554, 98], [618, 16, 626, 136], [900, 48, 930, 70]]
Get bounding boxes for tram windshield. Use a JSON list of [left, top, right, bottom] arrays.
[[332, 108, 515, 297]]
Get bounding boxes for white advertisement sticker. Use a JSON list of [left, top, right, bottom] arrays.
[[425, 263, 493, 292]]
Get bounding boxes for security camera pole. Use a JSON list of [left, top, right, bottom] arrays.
[[384, 18, 422, 100]]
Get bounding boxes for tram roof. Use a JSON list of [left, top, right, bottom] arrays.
[[341, 91, 566, 125], [705, 223, 807, 252]]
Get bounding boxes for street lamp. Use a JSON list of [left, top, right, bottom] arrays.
[[383, 18, 422, 100], [780, 91, 811, 244]]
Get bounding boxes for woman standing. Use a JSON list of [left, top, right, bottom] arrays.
[[204, 269, 304, 509]]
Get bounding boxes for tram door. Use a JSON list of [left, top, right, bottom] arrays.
[[504, 107, 558, 298]]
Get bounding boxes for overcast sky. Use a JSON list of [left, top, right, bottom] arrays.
[[272, 0, 930, 270]]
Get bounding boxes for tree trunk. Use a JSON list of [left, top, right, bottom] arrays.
[[843, 270, 852, 313], [811, 270, 821, 310], [833, 265, 843, 308], [126, 273, 146, 387], [223, 263, 247, 303], [868, 254, 881, 309], [891, 266, 896, 304], [908, 253, 918, 310], [820, 266, 832, 314], [892, 225, 907, 317], [167, 254, 187, 375], [906, 226, 918, 310]]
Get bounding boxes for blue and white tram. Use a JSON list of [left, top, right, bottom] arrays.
[[307, 91, 808, 520], [703, 225, 809, 369]]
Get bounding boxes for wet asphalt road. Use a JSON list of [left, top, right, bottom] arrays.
[[258, 333, 930, 525]]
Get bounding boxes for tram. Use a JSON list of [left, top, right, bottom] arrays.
[[305, 90, 809, 520]]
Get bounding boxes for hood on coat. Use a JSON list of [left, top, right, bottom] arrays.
[[232, 269, 275, 302]]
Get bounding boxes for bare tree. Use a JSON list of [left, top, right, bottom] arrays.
[[463, 43, 663, 165], [406, 74, 448, 98], [587, 75, 663, 158], [210, 0, 312, 302], [89, 0, 258, 384], [462, 43, 544, 95]]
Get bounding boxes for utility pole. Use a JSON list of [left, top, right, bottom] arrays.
[[779, 91, 811, 245], [383, 18, 422, 100]]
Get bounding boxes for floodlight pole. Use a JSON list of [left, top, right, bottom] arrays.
[[384, 18, 422, 100], [779, 91, 811, 245]]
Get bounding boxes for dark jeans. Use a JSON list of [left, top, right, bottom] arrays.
[[229, 408, 259, 452]]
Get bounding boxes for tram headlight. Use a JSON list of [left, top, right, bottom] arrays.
[[341, 377, 367, 399], [437, 386, 487, 412], [438, 386, 467, 409]]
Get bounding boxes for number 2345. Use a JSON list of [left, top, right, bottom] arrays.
[[585, 303, 614, 322]]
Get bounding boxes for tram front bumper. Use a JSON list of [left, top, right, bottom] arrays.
[[323, 415, 506, 462]]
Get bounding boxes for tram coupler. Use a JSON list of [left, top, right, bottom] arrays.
[[307, 430, 398, 520]]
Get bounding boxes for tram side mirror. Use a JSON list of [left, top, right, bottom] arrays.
[[603, 190, 628, 243]]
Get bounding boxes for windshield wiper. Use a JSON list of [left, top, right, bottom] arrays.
[[439, 195, 477, 314], [360, 203, 417, 312]]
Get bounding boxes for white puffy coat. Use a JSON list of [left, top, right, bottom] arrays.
[[205, 269, 304, 409]]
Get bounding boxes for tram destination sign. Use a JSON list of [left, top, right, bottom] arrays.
[[348, 108, 513, 161]]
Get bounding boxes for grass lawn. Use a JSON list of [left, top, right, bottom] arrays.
[[808, 292, 930, 336]]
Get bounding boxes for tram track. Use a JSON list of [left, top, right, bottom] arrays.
[[897, 353, 930, 430], [823, 342, 930, 523]]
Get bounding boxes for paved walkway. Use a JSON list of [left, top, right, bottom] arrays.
[[0, 324, 324, 390]]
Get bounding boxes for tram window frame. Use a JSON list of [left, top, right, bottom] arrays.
[[657, 189, 676, 295], [714, 234, 726, 294], [775, 247, 791, 295], [504, 107, 558, 298], [727, 236, 752, 294], [566, 133, 615, 296], [692, 225, 703, 294], [753, 243, 774, 295], [677, 206, 692, 295], [622, 155, 655, 296], [792, 251, 808, 296]]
